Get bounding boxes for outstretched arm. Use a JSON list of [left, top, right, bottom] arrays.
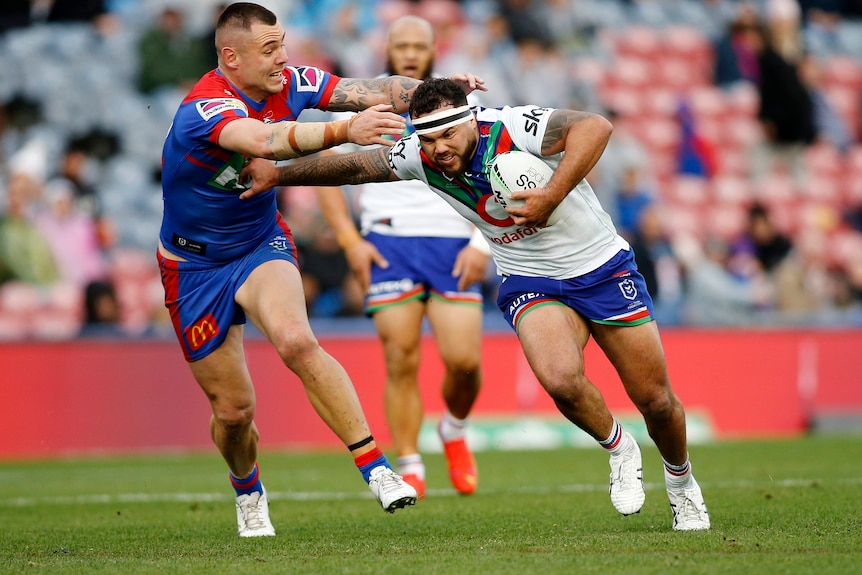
[[219, 105, 406, 160], [240, 147, 398, 199], [327, 73, 486, 114]]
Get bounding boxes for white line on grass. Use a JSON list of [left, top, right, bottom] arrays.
[[3, 477, 861, 507]]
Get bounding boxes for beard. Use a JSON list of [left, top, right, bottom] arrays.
[[385, 55, 435, 80]]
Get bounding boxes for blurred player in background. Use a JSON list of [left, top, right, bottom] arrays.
[[318, 15, 489, 499], [157, 2, 484, 537], [244, 78, 711, 531]]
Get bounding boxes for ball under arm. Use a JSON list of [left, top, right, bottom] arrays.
[[271, 117, 355, 160]]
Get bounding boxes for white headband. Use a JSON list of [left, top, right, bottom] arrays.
[[412, 105, 473, 135]]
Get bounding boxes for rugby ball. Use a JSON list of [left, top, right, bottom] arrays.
[[487, 151, 562, 225]]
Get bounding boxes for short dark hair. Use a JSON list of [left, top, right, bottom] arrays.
[[409, 78, 468, 119], [217, 2, 277, 31]]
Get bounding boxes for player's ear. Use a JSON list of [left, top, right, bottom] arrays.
[[221, 46, 238, 69]]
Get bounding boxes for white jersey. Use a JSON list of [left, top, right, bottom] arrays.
[[386, 105, 630, 279], [333, 77, 478, 239]]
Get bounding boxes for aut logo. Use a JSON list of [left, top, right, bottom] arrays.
[[185, 313, 219, 351]]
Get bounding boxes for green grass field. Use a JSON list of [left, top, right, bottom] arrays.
[[1, 435, 860, 575]]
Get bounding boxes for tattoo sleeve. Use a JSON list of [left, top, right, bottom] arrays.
[[541, 110, 596, 156], [277, 148, 396, 187], [328, 76, 421, 113]]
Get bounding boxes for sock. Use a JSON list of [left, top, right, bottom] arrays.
[[599, 419, 629, 455], [438, 410, 468, 442], [397, 453, 425, 479], [663, 456, 692, 489], [354, 447, 391, 483], [230, 462, 262, 496]]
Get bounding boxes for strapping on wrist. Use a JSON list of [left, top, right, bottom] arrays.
[[336, 228, 363, 250]]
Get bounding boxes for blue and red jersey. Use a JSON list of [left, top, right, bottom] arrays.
[[159, 66, 339, 263]]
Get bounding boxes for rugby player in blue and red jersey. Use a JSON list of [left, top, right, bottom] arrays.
[[156, 2, 485, 537]]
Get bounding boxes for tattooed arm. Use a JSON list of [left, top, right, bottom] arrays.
[[327, 77, 419, 114], [239, 147, 399, 199], [537, 109, 612, 206], [327, 73, 486, 114]]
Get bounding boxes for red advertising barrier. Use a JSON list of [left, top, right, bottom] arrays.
[[1, 328, 860, 459]]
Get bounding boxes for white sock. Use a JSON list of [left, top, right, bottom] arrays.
[[599, 419, 631, 455], [663, 456, 693, 489], [397, 454, 425, 479], [438, 410, 468, 441]]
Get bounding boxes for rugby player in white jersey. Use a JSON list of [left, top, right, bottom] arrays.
[[242, 78, 711, 530], [316, 16, 488, 499]]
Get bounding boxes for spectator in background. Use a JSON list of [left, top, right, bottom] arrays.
[[712, 2, 761, 89], [497, 0, 554, 47], [629, 206, 684, 325], [137, 5, 212, 95], [50, 135, 115, 252], [750, 22, 817, 188], [766, 0, 803, 61], [33, 178, 107, 287], [797, 52, 853, 154], [78, 279, 124, 337], [737, 202, 794, 274], [590, 109, 652, 224], [675, 100, 719, 180], [0, 96, 44, 173], [0, 173, 59, 286], [614, 162, 655, 241], [675, 234, 774, 325]]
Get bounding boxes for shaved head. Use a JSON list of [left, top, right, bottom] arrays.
[[387, 15, 435, 44], [214, 2, 278, 52]]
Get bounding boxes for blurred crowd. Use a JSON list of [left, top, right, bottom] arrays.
[[1, 0, 862, 340]]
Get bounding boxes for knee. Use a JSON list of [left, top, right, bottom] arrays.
[[384, 341, 422, 377], [212, 403, 256, 438], [445, 354, 482, 385], [271, 326, 320, 368], [541, 369, 589, 405], [635, 387, 680, 422]]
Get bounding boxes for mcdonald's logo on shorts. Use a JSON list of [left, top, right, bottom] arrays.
[[185, 313, 219, 351]]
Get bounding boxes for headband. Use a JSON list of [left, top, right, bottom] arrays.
[[412, 105, 473, 135]]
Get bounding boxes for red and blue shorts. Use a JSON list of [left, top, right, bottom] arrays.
[[158, 223, 298, 362]]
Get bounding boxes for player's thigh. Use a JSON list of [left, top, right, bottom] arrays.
[[373, 300, 425, 363], [516, 303, 591, 385], [235, 259, 314, 344], [590, 321, 671, 404], [426, 298, 483, 368], [189, 323, 256, 410]]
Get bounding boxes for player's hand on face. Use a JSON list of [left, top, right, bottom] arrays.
[[239, 158, 279, 199], [506, 187, 557, 228], [349, 104, 407, 146], [447, 73, 487, 95], [344, 240, 388, 293], [452, 244, 489, 292]]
